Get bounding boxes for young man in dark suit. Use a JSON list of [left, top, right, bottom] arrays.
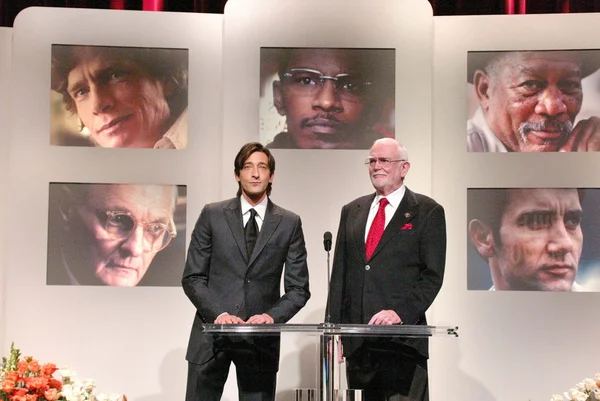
[[329, 138, 446, 401], [182, 142, 310, 401]]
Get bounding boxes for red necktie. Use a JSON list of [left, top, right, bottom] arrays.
[[365, 198, 389, 260]]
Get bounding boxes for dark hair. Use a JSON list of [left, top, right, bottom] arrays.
[[467, 189, 509, 238], [234, 142, 275, 197], [51, 45, 188, 119]]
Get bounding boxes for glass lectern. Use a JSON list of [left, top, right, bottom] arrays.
[[203, 323, 458, 401]]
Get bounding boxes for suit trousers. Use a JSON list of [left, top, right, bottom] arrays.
[[346, 342, 429, 401], [185, 339, 277, 401]]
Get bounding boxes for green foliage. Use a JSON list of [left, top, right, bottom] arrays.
[[1, 342, 21, 375]]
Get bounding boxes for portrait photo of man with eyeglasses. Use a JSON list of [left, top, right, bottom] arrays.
[[259, 47, 395, 149], [46, 182, 186, 287]]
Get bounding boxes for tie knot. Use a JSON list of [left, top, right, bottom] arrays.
[[249, 208, 257, 218], [379, 198, 389, 208]]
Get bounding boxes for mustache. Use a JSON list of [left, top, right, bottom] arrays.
[[300, 113, 342, 128], [518, 119, 573, 143]]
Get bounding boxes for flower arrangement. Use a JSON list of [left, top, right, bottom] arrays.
[[58, 368, 122, 401], [0, 343, 124, 401], [551, 373, 600, 401]]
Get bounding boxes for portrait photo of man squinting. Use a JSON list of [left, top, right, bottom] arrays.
[[467, 188, 600, 291], [47, 183, 186, 287], [466, 50, 600, 152]]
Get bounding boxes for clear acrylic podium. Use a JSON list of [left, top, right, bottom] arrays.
[[202, 323, 458, 400]]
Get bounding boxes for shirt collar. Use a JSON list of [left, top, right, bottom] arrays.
[[467, 107, 509, 152], [240, 195, 268, 221], [371, 184, 406, 210]]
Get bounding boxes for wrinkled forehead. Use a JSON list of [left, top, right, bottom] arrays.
[[86, 185, 176, 214], [286, 49, 367, 75], [492, 51, 583, 75]]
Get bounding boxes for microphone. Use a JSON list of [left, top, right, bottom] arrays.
[[323, 231, 332, 252], [323, 231, 333, 324]]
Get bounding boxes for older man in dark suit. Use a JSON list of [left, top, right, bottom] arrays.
[[329, 138, 446, 401], [182, 142, 310, 401]]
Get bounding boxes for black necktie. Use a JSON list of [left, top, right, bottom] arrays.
[[245, 208, 258, 259]]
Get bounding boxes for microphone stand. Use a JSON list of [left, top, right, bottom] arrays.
[[321, 232, 335, 401], [325, 247, 331, 324]]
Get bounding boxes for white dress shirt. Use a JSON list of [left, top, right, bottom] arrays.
[[364, 185, 406, 242], [240, 195, 268, 231]]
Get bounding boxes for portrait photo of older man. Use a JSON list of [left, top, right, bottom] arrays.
[[50, 45, 188, 149], [467, 188, 600, 291], [47, 183, 186, 287], [259, 47, 395, 150], [467, 50, 600, 152]]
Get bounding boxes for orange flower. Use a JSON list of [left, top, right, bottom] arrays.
[[41, 363, 57, 376], [5, 371, 19, 382], [43, 388, 59, 401], [48, 378, 62, 390], [25, 395, 39, 401], [24, 376, 48, 390], [9, 395, 27, 401], [12, 387, 28, 396], [17, 361, 28, 375], [1, 378, 16, 392], [27, 360, 40, 374]]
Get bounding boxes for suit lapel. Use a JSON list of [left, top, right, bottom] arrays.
[[351, 195, 375, 264], [223, 198, 248, 262], [249, 200, 282, 266], [369, 188, 419, 260]]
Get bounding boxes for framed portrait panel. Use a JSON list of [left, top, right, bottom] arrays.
[[259, 47, 395, 150], [47, 182, 187, 287], [50, 44, 189, 149], [466, 49, 600, 153], [467, 187, 600, 291]]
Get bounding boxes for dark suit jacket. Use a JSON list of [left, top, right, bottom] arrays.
[[182, 197, 310, 368], [328, 187, 446, 359]]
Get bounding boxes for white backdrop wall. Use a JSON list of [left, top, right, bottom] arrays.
[[432, 14, 600, 401], [0, 27, 13, 360], [221, 0, 434, 399], [6, 8, 223, 401]]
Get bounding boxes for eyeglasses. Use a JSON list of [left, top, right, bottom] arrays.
[[281, 68, 372, 103], [364, 157, 407, 168], [104, 211, 177, 252]]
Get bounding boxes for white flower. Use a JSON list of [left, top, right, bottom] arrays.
[[58, 366, 75, 380], [584, 378, 598, 392], [576, 382, 586, 392], [95, 393, 109, 401], [61, 384, 74, 396], [83, 379, 96, 392], [564, 388, 588, 401], [551, 394, 564, 401]]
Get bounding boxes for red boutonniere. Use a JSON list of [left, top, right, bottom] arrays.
[[401, 223, 413, 230]]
